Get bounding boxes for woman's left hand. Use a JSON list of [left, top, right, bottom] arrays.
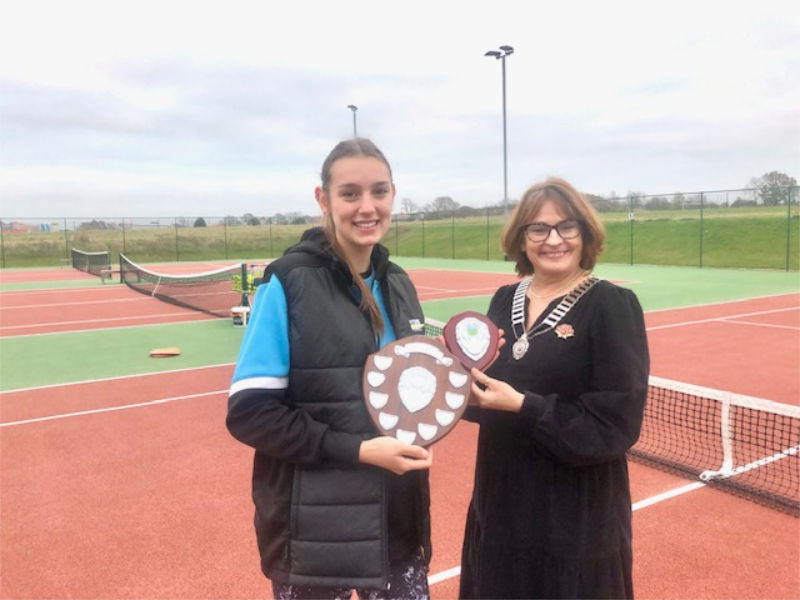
[[469, 367, 524, 413]]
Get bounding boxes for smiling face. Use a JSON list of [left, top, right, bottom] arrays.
[[315, 155, 395, 270], [521, 199, 584, 283]]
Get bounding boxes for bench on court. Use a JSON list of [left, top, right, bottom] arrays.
[[100, 268, 121, 283], [231, 305, 250, 326]]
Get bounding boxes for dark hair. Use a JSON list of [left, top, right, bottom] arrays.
[[501, 177, 605, 276], [320, 138, 393, 191], [318, 138, 393, 333]]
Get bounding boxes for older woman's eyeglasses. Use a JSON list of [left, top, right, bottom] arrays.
[[521, 220, 581, 242]]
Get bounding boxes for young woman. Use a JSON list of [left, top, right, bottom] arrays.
[[459, 177, 650, 599], [227, 139, 433, 600]]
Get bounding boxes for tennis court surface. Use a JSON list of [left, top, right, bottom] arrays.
[[1, 258, 798, 599]]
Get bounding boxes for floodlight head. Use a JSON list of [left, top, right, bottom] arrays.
[[485, 50, 501, 58], [347, 104, 357, 111], [499, 45, 514, 55]]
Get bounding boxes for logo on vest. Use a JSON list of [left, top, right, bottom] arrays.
[[409, 319, 424, 332]]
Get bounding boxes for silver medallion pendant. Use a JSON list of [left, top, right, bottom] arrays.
[[512, 336, 529, 360]]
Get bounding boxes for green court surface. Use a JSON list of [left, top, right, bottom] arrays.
[[1, 261, 797, 391], [398, 258, 800, 322], [0, 320, 243, 391], [0, 278, 120, 292]]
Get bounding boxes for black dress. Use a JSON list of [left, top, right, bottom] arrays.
[[459, 279, 649, 599]]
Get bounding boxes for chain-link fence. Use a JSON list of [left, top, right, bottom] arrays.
[[2, 187, 797, 271]]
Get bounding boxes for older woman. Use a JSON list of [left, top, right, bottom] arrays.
[[459, 177, 650, 599]]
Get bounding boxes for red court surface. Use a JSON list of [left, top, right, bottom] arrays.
[[645, 294, 800, 406], [409, 269, 520, 301], [1, 374, 797, 599], [0, 286, 214, 336], [0, 268, 99, 283], [1, 268, 798, 599], [0, 263, 243, 283]]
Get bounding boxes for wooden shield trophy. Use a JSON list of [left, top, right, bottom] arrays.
[[443, 311, 500, 371], [363, 335, 471, 447]]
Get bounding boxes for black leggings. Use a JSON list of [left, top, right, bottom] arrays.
[[271, 550, 429, 600]]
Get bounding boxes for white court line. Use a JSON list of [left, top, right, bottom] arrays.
[[0, 389, 228, 427], [0, 297, 154, 310], [721, 319, 800, 332], [427, 481, 707, 586], [419, 286, 498, 296], [413, 284, 460, 293], [630, 481, 707, 510], [428, 566, 462, 586], [0, 311, 203, 331], [0, 362, 235, 394], [646, 306, 798, 331], [0, 316, 219, 340], [422, 294, 495, 304], [643, 291, 800, 314], [0, 286, 120, 295]]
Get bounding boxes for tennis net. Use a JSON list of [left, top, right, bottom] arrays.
[[424, 318, 800, 515], [71, 248, 111, 277], [119, 253, 248, 318]]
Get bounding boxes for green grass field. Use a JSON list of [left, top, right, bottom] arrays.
[[2, 208, 797, 270]]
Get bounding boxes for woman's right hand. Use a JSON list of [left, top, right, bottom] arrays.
[[469, 367, 525, 413], [358, 436, 433, 475]]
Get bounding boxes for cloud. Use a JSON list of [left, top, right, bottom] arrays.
[[1, 0, 798, 219]]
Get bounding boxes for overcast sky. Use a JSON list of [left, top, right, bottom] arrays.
[[1, 0, 798, 220]]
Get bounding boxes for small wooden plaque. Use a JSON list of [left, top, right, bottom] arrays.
[[363, 335, 471, 447], [149, 347, 181, 358], [443, 311, 500, 371]]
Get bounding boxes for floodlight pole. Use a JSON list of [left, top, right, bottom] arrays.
[[485, 45, 514, 213], [347, 104, 358, 137]]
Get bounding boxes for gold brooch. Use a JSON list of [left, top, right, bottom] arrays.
[[555, 324, 574, 339]]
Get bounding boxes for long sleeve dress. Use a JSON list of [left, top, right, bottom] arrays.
[[459, 278, 650, 599]]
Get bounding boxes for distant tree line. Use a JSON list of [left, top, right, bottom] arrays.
[[748, 171, 798, 206], [54, 170, 796, 231], [212, 212, 316, 227]]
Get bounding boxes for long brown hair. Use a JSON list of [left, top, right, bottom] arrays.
[[318, 138, 393, 334], [501, 177, 605, 276]]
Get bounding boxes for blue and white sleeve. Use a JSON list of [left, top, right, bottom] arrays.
[[225, 274, 365, 465], [229, 276, 290, 394]]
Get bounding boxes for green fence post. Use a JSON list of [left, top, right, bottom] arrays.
[[240, 262, 249, 307], [224, 219, 229, 260], [699, 192, 704, 267], [451, 211, 455, 259], [486, 207, 490, 261], [122, 218, 127, 254], [628, 200, 634, 266], [174, 218, 179, 262], [64, 218, 69, 262], [269, 218, 273, 258], [0, 219, 5, 268], [786, 186, 793, 272], [421, 214, 425, 258], [395, 214, 399, 256]]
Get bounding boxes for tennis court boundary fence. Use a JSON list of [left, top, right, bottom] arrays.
[[6, 186, 798, 270]]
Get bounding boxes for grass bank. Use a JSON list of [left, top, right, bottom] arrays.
[[1, 210, 797, 270]]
